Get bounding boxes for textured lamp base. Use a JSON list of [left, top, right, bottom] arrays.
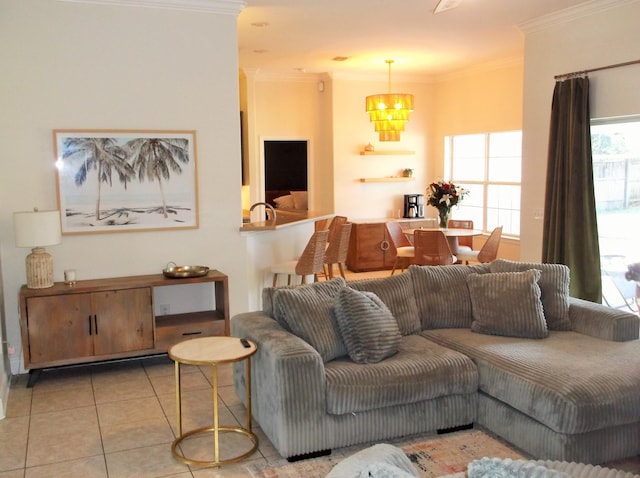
[[26, 247, 54, 289]]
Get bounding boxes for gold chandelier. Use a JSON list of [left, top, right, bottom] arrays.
[[366, 60, 414, 142]]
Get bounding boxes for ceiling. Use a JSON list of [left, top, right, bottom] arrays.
[[237, 0, 596, 79]]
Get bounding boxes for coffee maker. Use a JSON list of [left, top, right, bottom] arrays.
[[403, 194, 424, 218]]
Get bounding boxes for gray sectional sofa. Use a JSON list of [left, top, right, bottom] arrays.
[[231, 260, 640, 464]]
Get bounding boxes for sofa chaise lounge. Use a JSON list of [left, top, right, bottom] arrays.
[[231, 260, 640, 464]]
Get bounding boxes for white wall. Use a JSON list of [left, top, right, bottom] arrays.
[[0, 0, 247, 373], [243, 73, 334, 214], [331, 77, 431, 221], [521, 1, 640, 261], [0, 245, 8, 417]]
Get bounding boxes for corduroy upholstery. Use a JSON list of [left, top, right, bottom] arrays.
[[332, 288, 402, 364], [231, 311, 477, 458], [325, 335, 477, 414], [231, 262, 640, 463], [489, 259, 572, 331], [349, 271, 421, 335], [409, 263, 490, 329], [466, 269, 549, 338], [421, 328, 640, 435]]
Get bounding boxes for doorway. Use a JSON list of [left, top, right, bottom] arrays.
[[263, 139, 309, 208], [592, 117, 640, 312]]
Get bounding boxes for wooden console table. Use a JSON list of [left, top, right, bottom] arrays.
[[18, 270, 229, 386]]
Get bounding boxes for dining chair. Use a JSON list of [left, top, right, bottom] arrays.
[[271, 229, 330, 286], [385, 221, 415, 275], [327, 215, 348, 244], [456, 226, 503, 264], [413, 229, 456, 266], [323, 222, 352, 279], [448, 219, 474, 252], [314, 218, 331, 232]]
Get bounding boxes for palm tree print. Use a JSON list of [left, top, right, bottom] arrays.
[[125, 138, 190, 219], [64, 137, 134, 220]]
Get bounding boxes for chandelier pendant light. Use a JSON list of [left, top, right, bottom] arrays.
[[366, 60, 414, 142]]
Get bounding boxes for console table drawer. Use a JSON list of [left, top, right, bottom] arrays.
[[156, 313, 226, 351]]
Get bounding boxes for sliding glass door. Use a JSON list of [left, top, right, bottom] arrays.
[[592, 117, 640, 312]]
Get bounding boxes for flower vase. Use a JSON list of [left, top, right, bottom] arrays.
[[438, 209, 450, 228]]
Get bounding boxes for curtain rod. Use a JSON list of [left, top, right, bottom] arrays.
[[555, 59, 640, 80]]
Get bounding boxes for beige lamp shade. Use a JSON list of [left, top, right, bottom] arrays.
[[14, 209, 62, 248], [14, 209, 62, 289]]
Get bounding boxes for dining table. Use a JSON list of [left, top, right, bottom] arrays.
[[404, 227, 483, 255]]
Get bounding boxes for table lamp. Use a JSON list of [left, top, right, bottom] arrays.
[[14, 208, 62, 289]]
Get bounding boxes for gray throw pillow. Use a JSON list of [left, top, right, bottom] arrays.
[[332, 288, 401, 364], [467, 269, 549, 339], [348, 272, 421, 335], [272, 277, 347, 362], [409, 264, 490, 329], [489, 259, 571, 331], [468, 458, 571, 478]]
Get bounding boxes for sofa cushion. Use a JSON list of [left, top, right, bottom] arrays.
[[324, 334, 478, 415], [348, 272, 421, 335], [333, 288, 401, 364], [263, 277, 346, 328], [421, 328, 640, 434], [272, 277, 347, 362], [409, 264, 490, 330], [489, 259, 571, 331], [467, 269, 548, 339]]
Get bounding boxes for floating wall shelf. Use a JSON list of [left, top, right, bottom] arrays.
[[359, 150, 416, 156], [359, 177, 415, 183]]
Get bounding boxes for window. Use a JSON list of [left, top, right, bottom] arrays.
[[591, 116, 640, 312], [444, 131, 522, 236]]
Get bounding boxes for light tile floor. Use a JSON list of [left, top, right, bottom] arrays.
[[0, 269, 392, 478], [5, 356, 639, 477], [1, 356, 278, 477]]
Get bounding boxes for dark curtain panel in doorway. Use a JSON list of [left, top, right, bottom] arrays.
[[542, 77, 602, 302]]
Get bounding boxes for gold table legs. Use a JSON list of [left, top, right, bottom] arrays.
[[171, 359, 258, 467]]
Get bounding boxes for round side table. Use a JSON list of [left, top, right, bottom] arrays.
[[168, 336, 258, 467]]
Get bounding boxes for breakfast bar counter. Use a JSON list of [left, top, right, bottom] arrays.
[[240, 211, 334, 233]]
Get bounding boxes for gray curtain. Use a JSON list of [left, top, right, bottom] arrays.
[[542, 77, 602, 303]]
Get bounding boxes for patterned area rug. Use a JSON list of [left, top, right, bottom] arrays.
[[246, 429, 525, 477]]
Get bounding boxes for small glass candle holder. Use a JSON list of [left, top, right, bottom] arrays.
[[64, 269, 77, 285]]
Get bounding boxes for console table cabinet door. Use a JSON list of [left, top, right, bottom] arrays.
[[26, 294, 94, 364], [25, 288, 153, 366], [346, 223, 397, 271], [91, 288, 154, 356]]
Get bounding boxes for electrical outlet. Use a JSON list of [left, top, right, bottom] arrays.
[[159, 304, 170, 315], [533, 208, 544, 220]]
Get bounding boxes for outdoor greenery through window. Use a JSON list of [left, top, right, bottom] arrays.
[[591, 116, 640, 312], [444, 131, 522, 236]]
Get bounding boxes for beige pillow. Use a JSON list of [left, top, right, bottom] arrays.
[[467, 269, 548, 339], [291, 190, 308, 210], [273, 194, 295, 209]]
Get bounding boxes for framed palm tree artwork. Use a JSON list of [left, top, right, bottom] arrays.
[[54, 129, 198, 234]]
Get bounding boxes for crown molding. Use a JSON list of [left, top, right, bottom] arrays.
[[57, 0, 246, 15], [518, 0, 640, 34]]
